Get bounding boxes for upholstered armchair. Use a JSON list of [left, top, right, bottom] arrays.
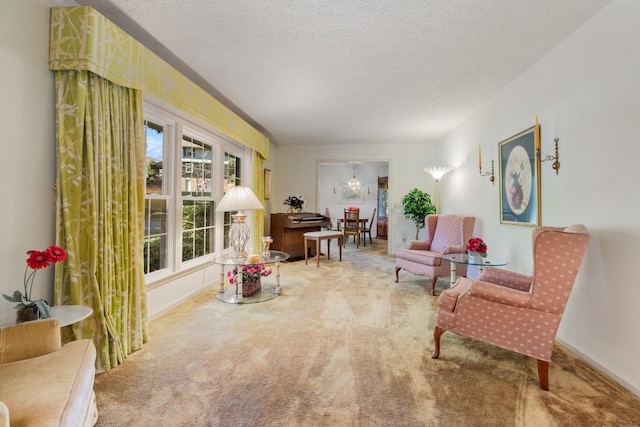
[[395, 214, 476, 295], [432, 225, 590, 390]]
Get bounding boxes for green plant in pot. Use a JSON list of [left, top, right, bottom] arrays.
[[3, 245, 66, 323], [401, 188, 436, 240]]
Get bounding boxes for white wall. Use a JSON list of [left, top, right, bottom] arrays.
[[0, 0, 77, 322], [436, 0, 640, 395]]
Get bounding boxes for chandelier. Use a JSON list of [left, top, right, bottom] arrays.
[[348, 164, 361, 191]]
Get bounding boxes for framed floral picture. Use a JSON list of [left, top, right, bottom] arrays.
[[498, 125, 541, 226], [340, 184, 364, 204]]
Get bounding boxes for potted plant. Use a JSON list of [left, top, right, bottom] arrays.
[[283, 195, 305, 213], [3, 245, 67, 323], [401, 188, 436, 239]]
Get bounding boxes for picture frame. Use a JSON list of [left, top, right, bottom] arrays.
[[263, 169, 271, 200], [340, 184, 364, 204], [498, 125, 541, 226]]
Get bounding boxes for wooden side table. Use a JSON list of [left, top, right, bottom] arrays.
[[303, 231, 343, 267]]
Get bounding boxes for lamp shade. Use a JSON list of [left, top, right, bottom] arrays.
[[216, 186, 264, 212], [424, 166, 452, 181]]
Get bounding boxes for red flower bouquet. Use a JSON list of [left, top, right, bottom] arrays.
[[3, 245, 67, 321], [227, 263, 272, 284], [465, 237, 487, 258]]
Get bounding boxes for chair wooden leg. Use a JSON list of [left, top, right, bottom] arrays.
[[430, 277, 437, 295], [432, 327, 445, 359], [394, 267, 400, 283], [537, 359, 550, 391]]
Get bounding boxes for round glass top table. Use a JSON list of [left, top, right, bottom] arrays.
[[442, 253, 508, 284], [212, 250, 289, 304]]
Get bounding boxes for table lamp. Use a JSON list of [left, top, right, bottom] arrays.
[[216, 186, 264, 259]]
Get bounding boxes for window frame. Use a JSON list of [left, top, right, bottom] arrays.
[[179, 126, 220, 269], [143, 98, 250, 287]]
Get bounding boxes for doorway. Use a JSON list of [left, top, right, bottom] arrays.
[[317, 161, 389, 237]]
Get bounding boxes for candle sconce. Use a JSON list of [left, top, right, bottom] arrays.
[[479, 160, 495, 185], [537, 138, 560, 175]]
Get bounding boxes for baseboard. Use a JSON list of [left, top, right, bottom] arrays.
[[556, 337, 640, 398], [147, 284, 217, 321]]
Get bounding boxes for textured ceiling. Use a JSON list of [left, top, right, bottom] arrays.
[[77, 0, 612, 146]]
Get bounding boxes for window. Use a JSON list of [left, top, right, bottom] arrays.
[[143, 100, 252, 284], [181, 133, 215, 263], [143, 120, 170, 274], [222, 152, 243, 249]]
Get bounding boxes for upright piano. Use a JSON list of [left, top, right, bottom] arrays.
[[270, 213, 331, 259]]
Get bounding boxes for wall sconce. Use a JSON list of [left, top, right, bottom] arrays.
[[478, 145, 495, 185], [424, 166, 452, 213], [333, 187, 336, 194], [538, 138, 560, 175]]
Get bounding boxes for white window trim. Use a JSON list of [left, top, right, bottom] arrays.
[[143, 96, 252, 286]]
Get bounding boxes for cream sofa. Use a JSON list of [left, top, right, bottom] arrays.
[[0, 318, 98, 427]]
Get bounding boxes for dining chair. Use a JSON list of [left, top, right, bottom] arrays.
[[360, 207, 376, 245], [343, 208, 360, 248]]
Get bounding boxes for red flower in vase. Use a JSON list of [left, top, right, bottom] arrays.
[[465, 237, 487, 257]]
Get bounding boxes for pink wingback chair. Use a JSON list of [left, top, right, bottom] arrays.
[[395, 214, 476, 295], [432, 224, 591, 390]]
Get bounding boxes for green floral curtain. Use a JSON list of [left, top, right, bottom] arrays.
[[54, 69, 148, 371], [252, 151, 265, 249]]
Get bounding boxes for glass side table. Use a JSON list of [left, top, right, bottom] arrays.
[[212, 250, 289, 304], [442, 253, 508, 284]]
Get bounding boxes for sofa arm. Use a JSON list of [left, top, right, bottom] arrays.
[[0, 401, 8, 427], [477, 267, 533, 292], [0, 319, 61, 364], [469, 280, 531, 308]]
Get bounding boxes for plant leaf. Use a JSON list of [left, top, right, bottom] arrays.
[[34, 300, 52, 319]]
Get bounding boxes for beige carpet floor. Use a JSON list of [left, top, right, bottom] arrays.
[[94, 239, 640, 426]]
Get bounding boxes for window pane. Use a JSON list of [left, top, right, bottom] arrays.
[[223, 153, 241, 191], [144, 199, 168, 273], [222, 152, 242, 247], [145, 121, 164, 195], [182, 136, 212, 197], [182, 200, 215, 262]]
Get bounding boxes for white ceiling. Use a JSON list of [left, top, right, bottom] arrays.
[[77, 0, 612, 146]]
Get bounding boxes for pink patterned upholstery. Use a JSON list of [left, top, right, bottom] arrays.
[[395, 214, 475, 295], [432, 224, 591, 391]]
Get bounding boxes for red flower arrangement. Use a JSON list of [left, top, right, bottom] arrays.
[[227, 263, 272, 284], [3, 245, 67, 320], [465, 237, 487, 258]]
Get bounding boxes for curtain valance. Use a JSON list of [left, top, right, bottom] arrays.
[[49, 6, 269, 159]]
